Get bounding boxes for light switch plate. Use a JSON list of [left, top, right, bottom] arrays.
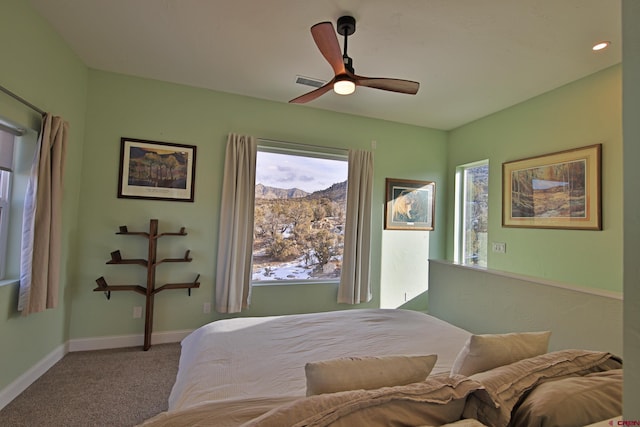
[[492, 242, 506, 253]]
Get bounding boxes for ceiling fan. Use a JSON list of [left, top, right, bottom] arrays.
[[289, 15, 420, 104]]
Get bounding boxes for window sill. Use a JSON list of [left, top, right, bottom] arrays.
[[0, 278, 18, 288], [252, 280, 339, 287]]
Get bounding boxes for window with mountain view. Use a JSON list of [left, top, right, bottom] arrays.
[[252, 147, 348, 283]]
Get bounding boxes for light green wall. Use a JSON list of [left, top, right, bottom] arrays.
[[622, 0, 640, 417], [446, 65, 622, 293], [69, 69, 448, 339], [0, 1, 87, 390]]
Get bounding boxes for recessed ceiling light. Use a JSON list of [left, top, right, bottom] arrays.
[[592, 41, 611, 51]]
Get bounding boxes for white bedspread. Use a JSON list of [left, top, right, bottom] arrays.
[[169, 308, 471, 411]]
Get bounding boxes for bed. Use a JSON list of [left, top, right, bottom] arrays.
[[140, 308, 622, 427]]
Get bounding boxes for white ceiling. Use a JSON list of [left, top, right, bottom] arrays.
[[28, 0, 621, 130]]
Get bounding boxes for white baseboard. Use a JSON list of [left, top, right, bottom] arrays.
[[0, 329, 192, 411], [0, 343, 67, 411], [68, 329, 193, 352]]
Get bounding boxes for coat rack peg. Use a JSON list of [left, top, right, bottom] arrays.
[[95, 276, 108, 289], [95, 276, 111, 300], [188, 274, 201, 296], [110, 250, 122, 262]]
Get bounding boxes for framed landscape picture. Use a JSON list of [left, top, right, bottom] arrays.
[[502, 144, 601, 230], [118, 138, 196, 202], [385, 178, 435, 230]]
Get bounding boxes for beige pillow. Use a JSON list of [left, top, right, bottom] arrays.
[[450, 331, 551, 376], [510, 369, 622, 427], [305, 354, 437, 396]]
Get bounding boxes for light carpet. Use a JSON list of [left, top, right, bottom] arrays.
[[0, 343, 181, 427]]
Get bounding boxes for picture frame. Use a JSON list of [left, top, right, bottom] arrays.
[[502, 144, 601, 230], [118, 137, 196, 202], [385, 178, 435, 230]]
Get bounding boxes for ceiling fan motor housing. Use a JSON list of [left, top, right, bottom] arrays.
[[337, 16, 356, 36]]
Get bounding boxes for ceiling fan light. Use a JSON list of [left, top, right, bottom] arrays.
[[334, 77, 355, 95]]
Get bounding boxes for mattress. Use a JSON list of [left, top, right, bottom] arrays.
[[168, 308, 471, 411]]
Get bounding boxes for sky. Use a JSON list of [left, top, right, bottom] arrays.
[[255, 151, 348, 193]]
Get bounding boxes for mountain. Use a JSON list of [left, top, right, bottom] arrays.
[[255, 180, 347, 201], [255, 183, 309, 199], [308, 180, 347, 202]]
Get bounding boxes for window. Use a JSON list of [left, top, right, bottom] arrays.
[[0, 127, 16, 279], [455, 160, 489, 267], [0, 120, 37, 282], [252, 143, 348, 283]]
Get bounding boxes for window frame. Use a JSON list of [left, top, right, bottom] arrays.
[[454, 159, 489, 267], [251, 140, 348, 286]]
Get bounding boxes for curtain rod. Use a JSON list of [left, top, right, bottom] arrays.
[[0, 83, 46, 116]]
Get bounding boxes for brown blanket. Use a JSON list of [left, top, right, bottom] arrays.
[[140, 374, 487, 427], [139, 396, 299, 427], [243, 374, 487, 427]]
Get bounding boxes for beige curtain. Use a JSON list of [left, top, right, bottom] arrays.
[[18, 113, 68, 316], [215, 133, 257, 313], [338, 149, 373, 304]]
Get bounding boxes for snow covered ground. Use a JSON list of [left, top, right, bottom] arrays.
[[252, 259, 315, 281]]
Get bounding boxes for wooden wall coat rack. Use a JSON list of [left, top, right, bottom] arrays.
[[94, 219, 199, 350]]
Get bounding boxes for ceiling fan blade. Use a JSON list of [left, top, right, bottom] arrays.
[[289, 79, 335, 104], [311, 22, 346, 76], [355, 76, 420, 95]]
